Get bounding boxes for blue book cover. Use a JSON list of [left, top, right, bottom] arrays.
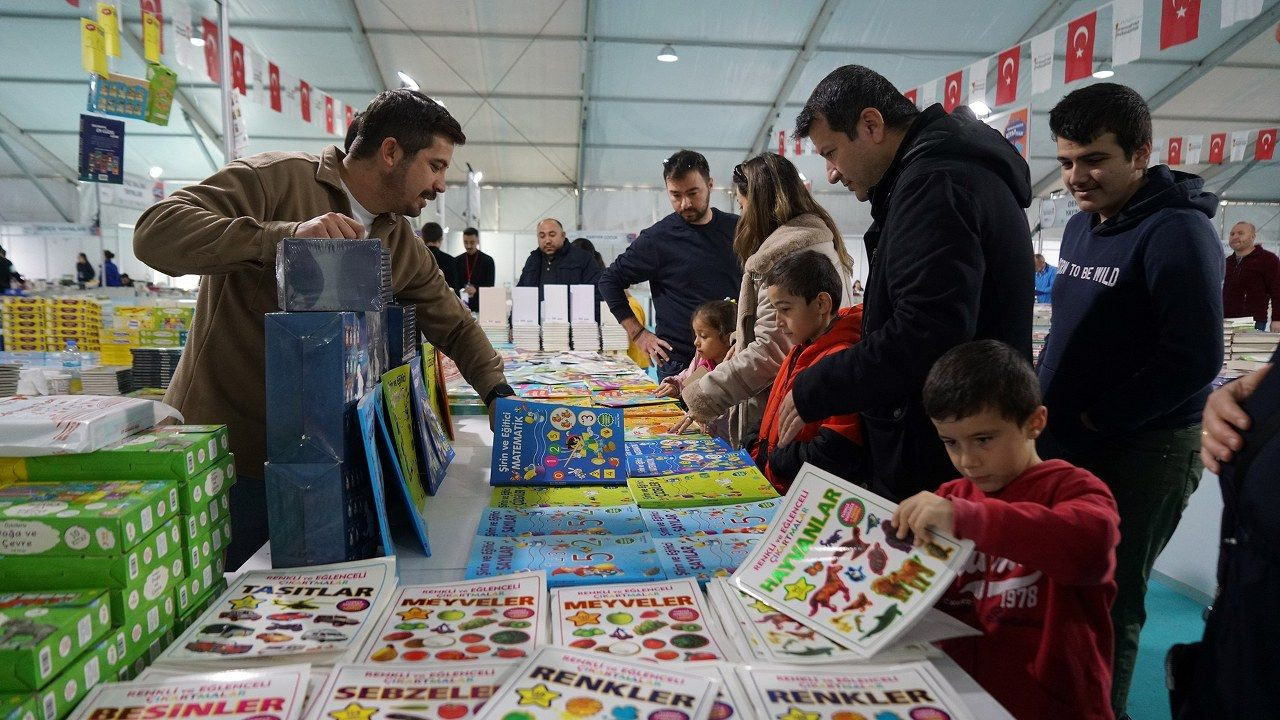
[[625, 437, 731, 458], [490, 398, 625, 486], [640, 499, 781, 538], [653, 535, 760, 585], [476, 505, 647, 537], [466, 533, 666, 587], [626, 448, 755, 478]]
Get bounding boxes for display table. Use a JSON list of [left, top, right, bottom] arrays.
[[240, 415, 1013, 719]]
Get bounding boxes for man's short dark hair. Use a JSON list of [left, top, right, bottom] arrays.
[[762, 250, 843, 307], [463, 227, 480, 238], [662, 149, 711, 183], [343, 111, 363, 153], [420, 222, 444, 244], [1048, 82, 1151, 160], [348, 89, 465, 160], [795, 65, 920, 140], [923, 340, 1041, 425]]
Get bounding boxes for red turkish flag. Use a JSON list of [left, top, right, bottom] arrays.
[[1167, 137, 1183, 165], [201, 18, 220, 83], [1160, 0, 1201, 50], [229, 37, 246, 95], [345, 104, 354, 129], [325, 95, 335, 134], [1258, 128, 1278, 161], [794, 137, 803, 155], [139, 0, 163, 52], [996, 46, 1021, 106], [904, 88, 918, 107], [778, 130, 785, 156], [942, 70, 963, 113], [1208, 133, 1226, 164], [1065, 12, 1097, 83], [299, 80, 312, 122], [268, 62, 281, 112]]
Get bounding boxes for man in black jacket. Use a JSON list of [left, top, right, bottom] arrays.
[[775, 64, 1033, 500], [517, 218, 602, 297], [421, 222, 463, 293], [456, 227, 496, 313]]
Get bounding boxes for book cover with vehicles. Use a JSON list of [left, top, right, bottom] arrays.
[[625, 449, 755, 478], [311, 663, 514, 720], [155, 557, 396, 668], [490, 399, 625, 487], [640, 499, 779, 537], [653, 535, 759, 586], [488, 486, 635, 509], [628, 468, 779, 509], [466, 534, 665, 588], [68, 665, 311, 720], [476, 505, 646, 537], [736, 661, 975, 720], [730, 464, 973, 658], [357, 572, 547, 665]]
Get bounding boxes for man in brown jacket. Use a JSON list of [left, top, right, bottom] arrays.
[[133, 89, 512, 568]]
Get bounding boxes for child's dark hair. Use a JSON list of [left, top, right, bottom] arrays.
[[762, 250, 843, 306], [923, 340, 1041, 424], [691, 300, 736, 338]]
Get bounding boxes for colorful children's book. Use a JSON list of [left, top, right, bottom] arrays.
[[67, 665, 311, 720], [155, 557, 397, 668], [681, 662, 755, 720], [624, 420, 704, 440], [476, 505, 647, 537], [490, 398, 625, 487], [311, 663, 514, 720], [626, 448, 755, 477], [640, 499, 779, 537], [625, 437, 730, 457], [730, 464, 973, 658], [409, 359, 455, 494], [489, 486, 636, 509], [735, 661, 976, 720], [549, 578, 732, 662], [472, 646, 719, 720], [653, 535, 759, 586], [514, 382, 593, 399], [591, 390, 674, 408], [628, 468, 779, 509], [381, 365, 424, 497], [357, 572, 547, 665], [466, 534, 665, 588], [622, 403, 686, 419]]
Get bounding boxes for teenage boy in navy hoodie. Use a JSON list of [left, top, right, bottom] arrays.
[[1038, 82, 1224, 719]]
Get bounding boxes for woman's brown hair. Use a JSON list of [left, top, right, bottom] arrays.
[[731, 152, 851, 272]]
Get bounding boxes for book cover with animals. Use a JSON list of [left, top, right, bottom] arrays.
[[628, 467, 779, 509], [357, 572, 547, 665], [730, 464, 973, 658], [625, 437, 731, 457], [625, 448, 756, 478], [466, 534, 665, 589], [490, 398, 625, 487], [477, 505, 647, 537], [310, 663, 515, 720], [472, 645, 719, 720], [548, 578, 731, 663], [67, 665, 311, 720], [735, 661, 975, 720], [155, 557, 397, 668], [640, 499, 779, 537], [653, 535, 759, 586], [488, 486, 635, 509]]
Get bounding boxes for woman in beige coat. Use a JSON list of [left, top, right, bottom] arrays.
[[680, 152, 854, 447]]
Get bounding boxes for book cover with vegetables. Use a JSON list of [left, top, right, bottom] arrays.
[[310, 663, 514, 720]]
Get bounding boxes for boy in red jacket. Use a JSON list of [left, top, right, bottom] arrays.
[[893, 340, 1120, 720], [753, 251, 864, 492]]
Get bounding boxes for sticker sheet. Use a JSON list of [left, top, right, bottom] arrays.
[[626, 449, 755, 478], [641, 500, 779, 537], [730, 464, 972, 657], [706, 578, 867, 665], [477, 505, 647, 537], [310, 663, 514, 720], [68, 665, 311, 720], [473, 646, 719, 720], [625, 438, 731, 457], [490, 398, 625, 487], [155, 557, 396, 668], [628, 468, 779, 509], [736, 661, 976, 720], [653, 536, 759, 586], [489, 486, 636, 509], [549, 578, 730, 663], [467, 534, 665, 588], [358, 572, 547, 665], [680, 663, 756, 720]]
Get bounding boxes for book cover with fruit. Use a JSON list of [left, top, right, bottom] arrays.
[[628, 468, 779, 509], [736, 661, 975, 720], [640, 499, 779, 537], [476, 505, 646, 537], [466, 534, 665, 588], [490, 399, 624, 487], [358, 572, 547, 665]]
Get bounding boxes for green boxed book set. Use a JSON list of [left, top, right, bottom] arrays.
[[0, 592, 111, 692], [0, 481, 176, 557]]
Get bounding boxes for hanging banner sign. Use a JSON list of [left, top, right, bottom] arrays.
[[78, 114, 125, 184]]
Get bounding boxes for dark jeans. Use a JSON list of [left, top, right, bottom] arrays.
[[226, 474, 269, 571], [654, 354, 690, 382], [1065, 425, 1203, 717]]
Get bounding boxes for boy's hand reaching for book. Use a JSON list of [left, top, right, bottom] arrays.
[[891, 492, 955, 545]]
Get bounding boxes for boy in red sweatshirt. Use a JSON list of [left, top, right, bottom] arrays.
[[753, 250, 863, 492], [892, 339, 1120, 720]]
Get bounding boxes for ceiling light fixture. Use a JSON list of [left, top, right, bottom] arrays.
[[1092, 66, 1115, 79], [189, 35, 205, 47], [969, 100, 992, 118], [656, 44, 678, 63], [397, 71, 419, 90], [472, 170, 484, 184], [149, 166, 163, 179]]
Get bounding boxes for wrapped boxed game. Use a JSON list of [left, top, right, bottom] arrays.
[[263, 461, 377, 567], [384, 303, 418, 365], [0, 426, 229, 483], [0, 591, 112, 692], [0, 480, 177, 557], [20, 629, 129, 720], [0, 396, 179, 457], [276, 238, 387, 312]]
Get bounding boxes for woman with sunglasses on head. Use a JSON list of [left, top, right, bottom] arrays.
[[678, 152, 855, 452]]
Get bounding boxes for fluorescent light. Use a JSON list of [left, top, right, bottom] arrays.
[[189, 36, 205, 47], [472, 170, 483, 184], [969, 100, 992, 117], [148, 166, 163, 179], [396, 71, 419, 90], [1092, 68, 1115, 78], [656, 44, 678, 63]]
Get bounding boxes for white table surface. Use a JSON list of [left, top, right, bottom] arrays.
[[240, 415, 1013, 719]]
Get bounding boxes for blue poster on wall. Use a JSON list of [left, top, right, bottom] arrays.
[[77, 114, 124, 184]]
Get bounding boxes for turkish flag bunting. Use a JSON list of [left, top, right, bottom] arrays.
[[1208, 133, 1227, 163], [904, 88, 918, 107], [201, 17, 220, 83], [794, 137, 803, 156], [778, 130, 785, 156], [942, 70, 963, 113], [1167, 137, 1183, 165], [996, 46, 1021, 106], [268, 62, 281, 112], [1065, 12, 1097, 83], [139, 0, 163, 53], [1160, 0, 1201, 50], [299, 80, 312, 122], [345, 104, 354, 130], [230, 37, 246, 95], [325, 95, 335, 134], [1258, 128, 1277, 161]]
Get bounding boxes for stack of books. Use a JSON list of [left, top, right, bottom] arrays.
[[81, 365, 131, 396], [477, 287, 509, 346], [541, 322, 572, 351], [572, 321, 600, 351], [130, 347, 183, 390], [0, 363, 18, 395], [600, 302, 630, 351]]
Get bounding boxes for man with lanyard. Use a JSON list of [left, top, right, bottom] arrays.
[[457, 227, 496, 313]]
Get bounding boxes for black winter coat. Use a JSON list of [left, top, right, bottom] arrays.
[[517, 243, 603, 298]]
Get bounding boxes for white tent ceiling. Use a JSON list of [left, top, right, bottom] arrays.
[[0, 0, 1277, 225]]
